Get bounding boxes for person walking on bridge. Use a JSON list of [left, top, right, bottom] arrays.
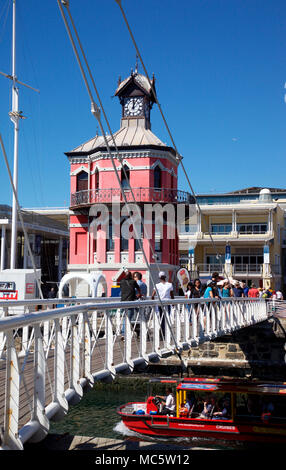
[[151, 271, 174, 335], [120, 270, 141, 336]]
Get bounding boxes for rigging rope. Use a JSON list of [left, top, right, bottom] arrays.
[[57, 0, 184, 362], [115, 0, 229, 283]]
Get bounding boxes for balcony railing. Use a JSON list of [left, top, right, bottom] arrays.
[[232, 264, 263, 274], [189, 263, 281, 277], [70, 187, 194, 207]]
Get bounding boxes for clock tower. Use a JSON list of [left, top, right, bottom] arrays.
[[115, 66, 156, 130], [64, 66, 190, 297]]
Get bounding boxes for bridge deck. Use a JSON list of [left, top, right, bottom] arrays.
[[0, 335, 161, 430]]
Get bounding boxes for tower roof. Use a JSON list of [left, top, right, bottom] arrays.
[[65, 119, 177, 158], [115, 70, 156, 102]]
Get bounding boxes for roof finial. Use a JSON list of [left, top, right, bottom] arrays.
[[135, 54, 139, 74]]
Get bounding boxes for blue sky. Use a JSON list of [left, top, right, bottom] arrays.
[[0, 0, 285, 208]]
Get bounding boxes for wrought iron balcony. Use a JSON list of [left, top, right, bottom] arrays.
[[70, 187, 194, 208]]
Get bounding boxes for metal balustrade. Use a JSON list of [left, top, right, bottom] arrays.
[[0, 296, 268, 450], [70, 187, 195, 207]]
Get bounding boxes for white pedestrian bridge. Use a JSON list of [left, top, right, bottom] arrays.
[[0, 296, 269, 450]]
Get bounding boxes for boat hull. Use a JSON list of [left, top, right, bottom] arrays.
[[118, 405, 286, 444]]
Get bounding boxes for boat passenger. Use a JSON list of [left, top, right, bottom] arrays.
[[200, 396, 217, 418], [179, 402, 189, 418], [213, 398, 230, 420], [185, 393, 196, 414]]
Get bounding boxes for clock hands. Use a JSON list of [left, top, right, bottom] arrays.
[[124, 97, 143, 116]]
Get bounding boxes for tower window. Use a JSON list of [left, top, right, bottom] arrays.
[[121, 164, 130, 189], [76, 171, 88, 192], [94, 169, 99, 190], [154, 166, 161, 189]]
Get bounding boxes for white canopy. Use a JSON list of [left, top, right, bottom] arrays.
[[58, 271, 107, 298]]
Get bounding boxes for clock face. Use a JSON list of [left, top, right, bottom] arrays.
[[124, 97, 143, 116]]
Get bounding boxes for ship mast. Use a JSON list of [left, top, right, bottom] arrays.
[[10, 0, 21, 269], [2, 0, 39, 268]]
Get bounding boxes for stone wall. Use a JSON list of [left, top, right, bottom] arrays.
[[147, 318, 286, 380]]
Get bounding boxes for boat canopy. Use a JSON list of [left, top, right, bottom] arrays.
[[177, 378, 286, 396]]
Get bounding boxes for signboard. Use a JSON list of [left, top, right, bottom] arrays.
[[0, 281, 16, 291], [177, 268, 190, 293], [263, 245, 270, 264], [225, 245, 231, 264], [0, 291, 18, 300], [26, 283, 35, 295]]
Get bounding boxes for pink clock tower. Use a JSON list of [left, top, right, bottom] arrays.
[[65, 69, 191, 296]]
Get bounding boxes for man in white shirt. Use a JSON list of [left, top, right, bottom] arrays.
[[158, 388, 176, 416], [152, 271, 174, 301], [151, 271, 174, 335]]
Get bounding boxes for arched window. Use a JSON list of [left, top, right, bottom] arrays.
[[94, 169, 99, 190], [154, 166, 161, 189], [121, 164, 130, 189], [120, 218, 129, 251], [76, 171, 88, 192]]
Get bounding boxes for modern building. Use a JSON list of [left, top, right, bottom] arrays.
[[64, 68, 192, 297], [179, 187, 286, 291], [0, 205, 69, 297]]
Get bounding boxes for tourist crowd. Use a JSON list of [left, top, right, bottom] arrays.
[[119, 269, 284, 304], [184, 272, 284, 300]]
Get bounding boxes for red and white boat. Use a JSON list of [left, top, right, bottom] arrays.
[[117, 377, 286, 444]]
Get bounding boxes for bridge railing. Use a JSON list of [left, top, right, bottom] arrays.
[[0, 297, 268, 450]]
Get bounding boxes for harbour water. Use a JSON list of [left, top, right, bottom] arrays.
[[50, 380, 147, 440]]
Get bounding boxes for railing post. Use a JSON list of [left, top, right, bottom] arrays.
[[124, 309, 134, 371], [211, 302, 216, 336], [140, 306, 148, 360], [83, 312, 94, 388], [29, 324, 49, 443], [183, 304, 190, 345], [105, 310, 115, 378], [165, 307, 171, 349], [153, 307, 161, 355], [191, 304, 198, 342], [0, 306, 8, 358], [2, 330, 23, 450], [69, 315, 83, 404], [175, 305, 181, 347], [205, 302, 211, 338], [51, 318, 69, 421]]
